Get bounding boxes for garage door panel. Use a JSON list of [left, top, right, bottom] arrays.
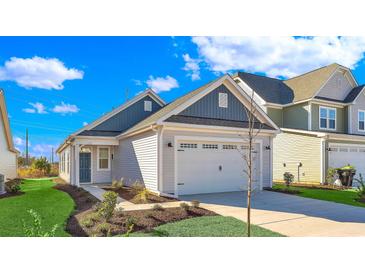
[[329, 144, 365, 180], [177, 141, 259, 195]]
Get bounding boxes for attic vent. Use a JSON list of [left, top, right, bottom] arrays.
[[218, 93, 228, 108], [144, 101, 152, 112]]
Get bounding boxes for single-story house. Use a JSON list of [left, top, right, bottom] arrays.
[[57, 75, 279, 197], [0, 89, 18, 183]]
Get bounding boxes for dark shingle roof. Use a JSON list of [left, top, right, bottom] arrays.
[[236, 72, 294, 104], [165, 115, 275, 130], [344, 85, 365, 103]]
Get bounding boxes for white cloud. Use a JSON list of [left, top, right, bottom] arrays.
[[13, 136, 24, 146], [191, 36, 365, 78], [31, 144, 54, 157], [22, 102, 48, 114], [0, 56, 84, 90], [52, 102, 79, 115], [132, 79, 143, 86], [83, 121, 88, 126], [146, 75, 179, 93], [182, 54, 201, 81]]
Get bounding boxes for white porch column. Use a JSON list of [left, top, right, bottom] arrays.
[[75, 143, 80, 187]]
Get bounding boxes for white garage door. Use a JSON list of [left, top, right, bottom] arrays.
[[176, 141, 260, 195], [328, 144, 365, 180]]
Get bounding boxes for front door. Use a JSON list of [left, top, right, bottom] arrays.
[[79, 152, 91, 183]]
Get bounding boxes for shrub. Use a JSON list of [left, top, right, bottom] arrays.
[[23, 209, 58, 237], [88, 212, 101, 222], [131, 180, 145, 192], [152, 204, 164, 211], [80, 217, 94, 228], [180, 202, 190, 211], [112, 178, 124, 190], [125, 216, 137, 227], [96, 222, 112, 236], [191, 200, 200, 208], [5, 178, 21, 193], [97, 191, 118, 221], [133, 188, 150, 203], [32, 157, 51, 176], [283, 172, 294, 187], [326, 167, 337, 185], [354, 174, 365, 198]]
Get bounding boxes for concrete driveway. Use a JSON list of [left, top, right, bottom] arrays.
[[181, 191, 365, 236]]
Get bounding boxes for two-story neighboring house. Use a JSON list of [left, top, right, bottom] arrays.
[[234, 63, 365, 184], [57, 75, 279, 197]]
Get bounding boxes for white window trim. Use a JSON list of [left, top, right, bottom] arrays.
[[97, 146, 110, 171], [218, 92, 228, 108], [358, 109, 365, 132], [144, 100, 152, 112], [319, 106, 336, 131]]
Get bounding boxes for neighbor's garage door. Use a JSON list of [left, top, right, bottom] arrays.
[[328, 144, 365, 179], [176, 141, 260, 195]]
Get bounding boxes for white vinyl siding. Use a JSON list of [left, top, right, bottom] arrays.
[[59, 146, 71, 183], [113, 131, 158, 191], [0, 116, 17, 180]]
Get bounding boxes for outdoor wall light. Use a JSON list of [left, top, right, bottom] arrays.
[[167, 142, 173, 147], [265, 145, 271, 150], [327, 147, 332, 151]]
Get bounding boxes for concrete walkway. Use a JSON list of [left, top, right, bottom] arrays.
[[181, 191, 365, 237], [81, 184, 182, 211]]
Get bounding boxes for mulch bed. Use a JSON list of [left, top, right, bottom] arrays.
[[102, 186, 178, 204], [356, 196, 365, 204], [264, 187, 301, 195], [0, 191, 24, 199], [54, 183, 99, 237], [79, 206, 217, 237], [274, 182, 350, 190]]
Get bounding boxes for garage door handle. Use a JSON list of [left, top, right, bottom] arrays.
[[177, 149, 184, 152], [177, 183, 184, 185]]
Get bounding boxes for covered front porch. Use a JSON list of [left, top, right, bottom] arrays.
[[69, 137, 119, 187]]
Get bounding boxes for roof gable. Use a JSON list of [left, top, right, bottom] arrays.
[[120, 75, 279, 137], [235, 72, 294, 104]]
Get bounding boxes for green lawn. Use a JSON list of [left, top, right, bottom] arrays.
[[130, 216, 283, 237], [0, 179, 75, 236], [273, 184, 365, 208]]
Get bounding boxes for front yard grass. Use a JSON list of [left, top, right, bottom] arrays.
[[0, 179, 75, 236], [272, 184, 365, 208], [130, 216, 283, 237]]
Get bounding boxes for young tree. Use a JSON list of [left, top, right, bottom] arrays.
[[238, 90, 263, 237]]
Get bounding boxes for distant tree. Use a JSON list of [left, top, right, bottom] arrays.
[[32, 157, 51, 175]]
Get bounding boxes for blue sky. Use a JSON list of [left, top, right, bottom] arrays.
[[2, 36, 365, 160]]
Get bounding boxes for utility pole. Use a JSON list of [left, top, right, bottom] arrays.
[[25, 128, 29, 166], [51, 147, 54, 164]]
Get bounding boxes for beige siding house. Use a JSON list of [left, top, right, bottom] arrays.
[[235, 63, 365, 184], [57, 75, 279, 197], [0, 90, 18, 183]]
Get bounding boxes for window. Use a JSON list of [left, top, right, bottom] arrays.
[[98, 147, 110, 170], [222, 144, 237, 150], [202, 144, 218, 149], [66, 152, 70, 174], [359, 110, 365, 131], [180, 143, 197, 149], [218, 93, 228, 108], [319, 107, 336, 130], [144, 101, 152, 112]]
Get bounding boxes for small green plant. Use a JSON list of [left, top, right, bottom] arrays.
[[283, 172, 294, 187], [5, 178, 21, 193], [125, 216, 137, 228], [180, 202, 190, 211], [152, 204, 164, 211], [123, 223, 134, 237], [97, 191, 118, 221], [191, 200, 200, 208], [96, 222, 112, 236], [23, 209, 58, 237], [31, 157, 51, 175], [112, 178, 124, 190], [80, 217, 94, 228], [88, 212, 101, 222], [114, 207, 124, 217], [131, 180, 145, 192], [134, 188, 150, 203], [354, 174, 365, 198], [326, 167, 337, 185]]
